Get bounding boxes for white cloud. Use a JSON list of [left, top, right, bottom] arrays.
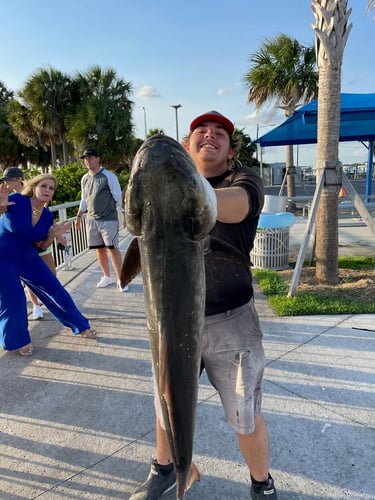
[[137, 85, 161, 99], [217, 83, 240, 96], [240, 110, 258, 126]]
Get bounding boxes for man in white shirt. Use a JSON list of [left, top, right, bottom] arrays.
[[76, 148, 128, 292]]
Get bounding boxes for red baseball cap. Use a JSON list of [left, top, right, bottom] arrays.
[[190, 111, 234, 136]]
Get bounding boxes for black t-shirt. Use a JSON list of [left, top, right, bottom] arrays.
[[205, 166, 264, 316]]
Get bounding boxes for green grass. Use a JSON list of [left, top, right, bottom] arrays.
[[333, 256, 375, 270], [253, 256, 375, 316]]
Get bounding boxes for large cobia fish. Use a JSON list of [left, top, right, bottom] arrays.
[[121, 134, 217, 499]]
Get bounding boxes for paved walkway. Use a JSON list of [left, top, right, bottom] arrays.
[[0, 226, 374, 499]]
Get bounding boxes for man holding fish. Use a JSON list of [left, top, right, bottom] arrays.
[[128, 111, 278, 499]]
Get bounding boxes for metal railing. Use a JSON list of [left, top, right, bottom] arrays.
[[289, 194, 375, 220], [49, 201, 125, 270], [49, 201, 88, 270]]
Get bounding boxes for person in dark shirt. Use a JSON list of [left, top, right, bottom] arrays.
[[129, 111, 277, 500]]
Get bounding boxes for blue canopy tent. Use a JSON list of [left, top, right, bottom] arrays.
[[255, 93, 375, 196]]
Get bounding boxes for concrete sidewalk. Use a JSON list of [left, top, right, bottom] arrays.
[[289, 215, 375, 259], [0, 228, 374, 499]]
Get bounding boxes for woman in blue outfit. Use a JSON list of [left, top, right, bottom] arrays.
[[0, 173, 96, 356]]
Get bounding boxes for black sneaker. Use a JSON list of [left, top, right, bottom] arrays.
[[129, 459, 176, 500], [250, 474, 278, 499]]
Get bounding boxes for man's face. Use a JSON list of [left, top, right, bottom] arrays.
[[5, 177, 24, 193], [83, 155, 100, 171], [187, 121, 233, 176]]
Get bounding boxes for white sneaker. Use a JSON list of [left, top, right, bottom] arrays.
[[117, 279, 129, 292], [97, 276, 115, 288], [32, 305, 44, 320]]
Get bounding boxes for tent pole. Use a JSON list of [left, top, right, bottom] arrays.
[[279, 167, 288, 195], [365, 141, 374, 201]]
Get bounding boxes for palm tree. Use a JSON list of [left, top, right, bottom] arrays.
[[311, 0, 352, 285], [235, 129, 257, 167], [0, 81, 22, 168], [7, 99, 42, 148], [19, 67, 73, 167], [2, 81, 52, 169], [244, 33, 318, 209], [68, 65, 134, 168], [0, 80, 13, 105], [147, 128, 164, 137], [367, 0, 375, 16]]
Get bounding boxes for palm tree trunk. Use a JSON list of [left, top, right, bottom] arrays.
[[315, 190, 339, 283], [50, 141, 57, 168], [312, 0, 352, 285], [62, 140, 69, 166], [315, 66, 341, 284]]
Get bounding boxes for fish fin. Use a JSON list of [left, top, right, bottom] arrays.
[[158, 335, 171, 431], [120, 238, 142, 287], [186, 462, 200, 491]]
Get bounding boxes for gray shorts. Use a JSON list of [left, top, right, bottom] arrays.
[[154, 299, 266, 434], [87, 219, 119, 249]]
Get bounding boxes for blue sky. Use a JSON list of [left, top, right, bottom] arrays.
[[1, 0, 374, 166]]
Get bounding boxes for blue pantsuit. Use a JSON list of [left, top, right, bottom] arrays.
[[0, 193, 91, 351]]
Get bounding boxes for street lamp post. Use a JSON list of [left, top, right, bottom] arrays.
[[256, 123, 260, 162], [141, 107, 147, 139], [171, 104, 182, 141]]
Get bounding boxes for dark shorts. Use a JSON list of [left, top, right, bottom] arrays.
[[154, 299, 266, 434]]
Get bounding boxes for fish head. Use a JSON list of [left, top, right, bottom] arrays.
[[125, 134, 216, 240]]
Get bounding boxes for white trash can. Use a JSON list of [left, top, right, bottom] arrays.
[[251, 227, 290, 270], [263, 195, 287, 213]]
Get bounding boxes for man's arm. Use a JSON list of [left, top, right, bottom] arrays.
[[76, 176, 87, 229], [105, 171, 123, 209], [215, 187, 250, 223]]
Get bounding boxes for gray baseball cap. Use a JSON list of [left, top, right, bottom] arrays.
[[80, 148, 99, 159]]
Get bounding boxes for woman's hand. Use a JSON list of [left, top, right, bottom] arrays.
[[52, 221, 72, 238], [0, 183, 15, 212], [39, 221, 71, 250]]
